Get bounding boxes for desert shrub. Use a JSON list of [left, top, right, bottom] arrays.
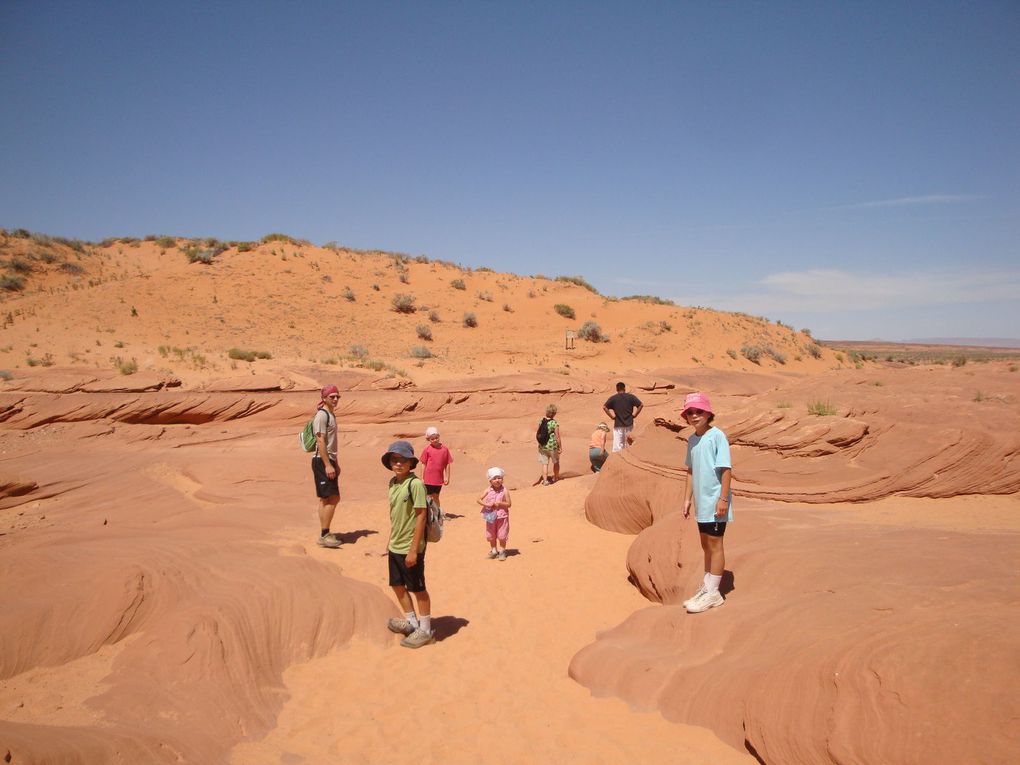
[[952, 356, 967, 368], [621, 294, 675, 306], [776, 400, 792, 409], [726, 349, 737, 359], [416, 324, 433, 341], [503, 303, 513, 312], [261, 233, 299, 245], [554, 304, 575, 319], [399, 272, 410, 284], [392, 293, 416, 313], [414, 254, 429, 264], [26, 353, 55, 367], [428, 309, 440, 323], [577, 320, 607, 342], [1, 274, 25, 291], [363, 359, 386, 371], [765, 346, 787, 365], [741, 345, 762, 364], [807, 401, 837, 416], [343, 287, 355, 301], [410, 345, 433, 359], [463, 312, 478, 328], [184, 245, 220, 264], [555, 275, 598, 293], [807, 343, 823, 359], [801, 328, 812, 337], [973, 390, 985, 402], [451, 278, 466, 290], [7, 257, 32, 274], [58, 261, 85, 275], [477, 291, 493, 302], [155, 236, 176, 249], [0, 370, 11, 380], [527, 289, 536, 298], [372, 283, 380, 291], [116, 357, 138, 375], [349, 344, 369, 359], [38, 252, 60, 264], [228, 348, 258, 362]]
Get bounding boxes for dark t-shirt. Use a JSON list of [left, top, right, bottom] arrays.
[[604, 392, 643, 428]]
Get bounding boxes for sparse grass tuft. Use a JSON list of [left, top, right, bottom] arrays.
[[343, 287, 355, 301], [116, 357, 138, 375], [973, 390, 985, 402], [463, 312, 478, 328], [621, 294, 675, 306], [554, 304, 575, 319], [227, 348, 270, 362], [451, 278, 466, 290], [1, 274, 25, 292], [741, 345, 762, 364], [477, 290, 493, 302], [503, 303, 513, 313], [555, 275, 598, 293], [428, 309, 440, 323], [410, 346, 433, 359], [807, 401, 837, 416], [416, 324, 433, 341], [349, 344, 369, 359]]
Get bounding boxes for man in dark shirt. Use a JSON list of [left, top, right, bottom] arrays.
[[603, 382, 643, 452]]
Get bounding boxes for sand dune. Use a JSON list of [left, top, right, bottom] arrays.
[[2, 231, 1018, 764]]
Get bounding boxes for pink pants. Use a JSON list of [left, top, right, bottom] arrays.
[[486, 516, 509, 543]]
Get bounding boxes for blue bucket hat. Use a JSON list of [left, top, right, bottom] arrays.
[[381, 440, 418, 470]]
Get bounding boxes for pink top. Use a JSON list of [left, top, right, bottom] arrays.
[[420, 442, 453, 485], [481, 486, 509, 519]]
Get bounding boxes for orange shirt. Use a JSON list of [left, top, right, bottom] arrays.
[[589, 429, 607, 450]]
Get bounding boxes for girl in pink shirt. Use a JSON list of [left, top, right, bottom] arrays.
[[477, 467, 512, 561]]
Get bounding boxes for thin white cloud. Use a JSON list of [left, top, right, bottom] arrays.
[[672, 268, 1020, 315], [829, 194, 984, 210]]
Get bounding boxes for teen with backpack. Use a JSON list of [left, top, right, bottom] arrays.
[[310, 384, 342, 548], [536, 403, 562, 485]]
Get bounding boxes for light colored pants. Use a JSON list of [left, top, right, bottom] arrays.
[[612, 426, 632, 452]]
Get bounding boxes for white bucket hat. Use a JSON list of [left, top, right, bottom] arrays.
[[487, 467, 504, 480]]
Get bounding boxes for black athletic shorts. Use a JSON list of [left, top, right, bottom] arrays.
[[697, 521, 728, 537], [388, 549, 427, 592], [424, 483, 443, 495], [311, 455, 340, 498]]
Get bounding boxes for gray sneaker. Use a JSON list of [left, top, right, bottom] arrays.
[[387, 617, 416, 636], [400, 628, 436, 649], [317, 533, 341, 549], [682, 585, 707, 610], [497, 550, 507, 561], [686, 590, 724, 614]]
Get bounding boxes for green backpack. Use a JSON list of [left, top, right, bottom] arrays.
[[299, 409, 334, 452]]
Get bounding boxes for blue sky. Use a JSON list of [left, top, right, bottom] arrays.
[[2, 1, 1017, 340]]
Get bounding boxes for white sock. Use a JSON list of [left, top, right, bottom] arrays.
[[702, 572, 711, 588], [419, 615, 431, 633], [406, 611, 419, 627], [707, 574, 722, 593], [491, 546, 498, 554]]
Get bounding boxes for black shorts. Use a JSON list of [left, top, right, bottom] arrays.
[[311, 456, 339, 498], [424, 483, 443, 495], [697, 521, 728, 537], [388, 549, 427, 592]]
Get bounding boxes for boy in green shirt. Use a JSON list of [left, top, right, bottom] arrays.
[[382, 441, 435, 648]]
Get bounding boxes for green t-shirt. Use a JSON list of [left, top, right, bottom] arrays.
[[388, 474, 428, 554]]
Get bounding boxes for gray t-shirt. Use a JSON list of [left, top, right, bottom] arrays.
[[313, 408, 337, 459], [604, 392, 643, 428]]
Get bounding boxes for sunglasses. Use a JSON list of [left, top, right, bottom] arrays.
[[326, 395, 339, 400], [686, 408, 706, 416]]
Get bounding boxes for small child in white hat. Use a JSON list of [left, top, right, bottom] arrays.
[[476, 467, 512, 560]]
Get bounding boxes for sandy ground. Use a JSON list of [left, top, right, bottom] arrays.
[[2, 233, 1019, 764]]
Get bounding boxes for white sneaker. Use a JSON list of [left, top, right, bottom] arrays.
[[686, 590, 724, 613], [682, 585, 708, 609]]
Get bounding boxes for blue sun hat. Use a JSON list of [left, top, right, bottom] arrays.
[[381, 440, 418, 469]]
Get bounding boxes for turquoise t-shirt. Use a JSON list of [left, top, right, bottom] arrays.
[[388, 474, 428, 554], [685, 427, 733, 523]]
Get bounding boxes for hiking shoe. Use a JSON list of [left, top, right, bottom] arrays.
[[400, 628, 436, 649], [317, 533, 341, 549], [497, 550, 507, 561], [541, 479, 551, 486], [686, 590, 724, 614], [387, 617, 416, 636], [682, 585, 708, 610], [487, 550, 499, 559]]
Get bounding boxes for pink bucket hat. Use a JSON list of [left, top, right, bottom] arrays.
[[680, 392, 714, 418]]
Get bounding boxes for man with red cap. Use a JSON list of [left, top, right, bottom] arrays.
[[312, 384, 342, 548]]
